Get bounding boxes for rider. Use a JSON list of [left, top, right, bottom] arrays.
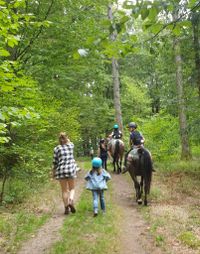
[[128, 122, 144, 147], [122, 122, 150, 174], [107, 124, 123, 161], [111, 124, 123, 139]]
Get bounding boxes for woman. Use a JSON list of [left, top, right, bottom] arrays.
[[52, 132, 77, 215]]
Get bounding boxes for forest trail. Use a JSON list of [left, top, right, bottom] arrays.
[[17, 168, 160, 254], [17, 170, 85, 254], [111, 173, 161, 254]]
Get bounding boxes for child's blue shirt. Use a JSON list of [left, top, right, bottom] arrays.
[[85, 169, 111, 190]]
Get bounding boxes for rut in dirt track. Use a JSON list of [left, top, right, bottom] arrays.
[[17, 170, 85, 254], [111, 173, 161, 254]]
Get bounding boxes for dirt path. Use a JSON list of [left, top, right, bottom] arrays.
[[17, 169, 161, 254], [111, 173, 162, 254], [17, 170, 85, 254]]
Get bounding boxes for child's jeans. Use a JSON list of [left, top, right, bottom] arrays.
[[92, 190, 105, 214], [101, 157, 107, 170]]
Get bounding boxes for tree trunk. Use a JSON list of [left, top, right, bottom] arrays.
[[192, 13, 200, 98], [112, 58, 123, 131], [173, 36, 191, 159], [0, 169, 8, 204], [108, 4, 123, 133]]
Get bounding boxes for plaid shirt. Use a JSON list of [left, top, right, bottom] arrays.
[[53, 143, 77, 179]]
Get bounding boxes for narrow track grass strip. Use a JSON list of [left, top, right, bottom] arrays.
[[50, 185, 120, 254]]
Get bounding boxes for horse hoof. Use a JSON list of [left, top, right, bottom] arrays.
[[137, 199, 142, 205], [144, 200, 147, 206]]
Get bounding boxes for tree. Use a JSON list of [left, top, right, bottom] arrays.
[[108, 4, 123, 132], [191, 11, 200, 98], [173, 35, 191, 159]]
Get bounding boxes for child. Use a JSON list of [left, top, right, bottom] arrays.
[[85, 157, 111, 217], [89, 146, 94, 159], [97, 139, 108, 170]]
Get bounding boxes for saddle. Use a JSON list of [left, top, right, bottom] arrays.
[[126, 147, 144, 175], [127, 147, 143, 160]]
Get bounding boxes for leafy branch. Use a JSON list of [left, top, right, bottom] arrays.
[[144, 1, 200, 43], [17, 0, 54, 60]]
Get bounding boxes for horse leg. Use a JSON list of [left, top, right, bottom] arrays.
[[140, 176, 144, 196], [133, 178, 142, 205], [119, 157, 122, 174], [116, 159, 121, 174], [113, 159, 116, 173], [144, 179, 149, 206], [144, 185, 148, 206]]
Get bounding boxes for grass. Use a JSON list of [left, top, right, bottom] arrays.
[[0, 210, 49, 253], [178, 231, 200, 249], [156, 157, 200, 176], [138, 158, 200, 253], [49, 184, 119, 254], [0, 179, 59, 253], [155, 234, 165, 247], [1, 156, 200, 254], [0, 157, 112, 254]]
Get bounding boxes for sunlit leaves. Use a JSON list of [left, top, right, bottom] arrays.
[[0, 107, 40, 144], [0, 49, 10, 57], [141, 8, 149, 20], [188, 0, 200, 8]]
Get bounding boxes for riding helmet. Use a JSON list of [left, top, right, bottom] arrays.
[[92, 157, 102, 168], [113, 124, 119, 129], [128, 122, 137, 128], [100, 138, 105, 143]]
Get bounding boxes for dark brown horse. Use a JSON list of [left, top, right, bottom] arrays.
[[107, 139, 124, 174], [125, 147, 153, 205]]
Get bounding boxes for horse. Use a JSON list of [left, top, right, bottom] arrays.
[[107, 138, 125, 174], [125, 147, 153, 206]]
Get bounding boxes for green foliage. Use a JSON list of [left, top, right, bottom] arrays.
[[121, 76, 151, 124], [155, 235, 165, 246], [135, 113, 180, 160], [178, 231, 200, 249], [3, 179, 29, 204]]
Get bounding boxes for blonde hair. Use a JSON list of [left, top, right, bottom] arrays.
[[59, 132, 68, 145]]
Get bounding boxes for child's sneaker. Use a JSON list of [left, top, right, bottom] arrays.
[[93, 212, 98, 217]]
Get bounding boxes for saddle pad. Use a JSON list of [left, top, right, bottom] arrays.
[[127, 148, 140, 161]]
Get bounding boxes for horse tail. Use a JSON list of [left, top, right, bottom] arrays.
[[142, 149, 152, 194], [114, 139, 120, 160]]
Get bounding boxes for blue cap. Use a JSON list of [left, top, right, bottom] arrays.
[[113, 124, 119, 129], [92, 157, 102, 168]]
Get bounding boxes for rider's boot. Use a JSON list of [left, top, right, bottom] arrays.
[[122, 151, 129, 174]]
